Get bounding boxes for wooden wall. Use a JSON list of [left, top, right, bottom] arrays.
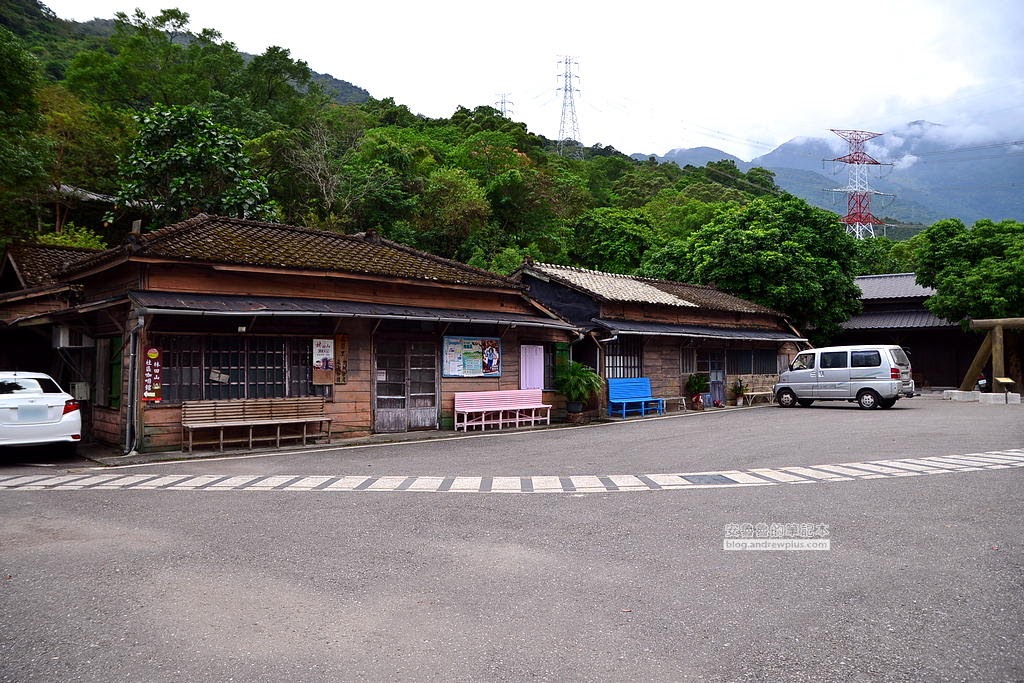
[[145, 265, 538, 316], [134, 319, 574, 451]]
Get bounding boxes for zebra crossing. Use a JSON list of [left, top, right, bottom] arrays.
[[1, 449, 1022, 494]]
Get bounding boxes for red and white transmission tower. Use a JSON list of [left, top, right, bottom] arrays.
[[827, 129, 892, 239]]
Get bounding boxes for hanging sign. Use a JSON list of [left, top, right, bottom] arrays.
[[141, 347, 163, 402], [313, 338, 335, 385], [335, 334, 349, 385], [442, 336, 501, 378]]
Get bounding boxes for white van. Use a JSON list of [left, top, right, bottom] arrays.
[[774, 345, 915, 409]]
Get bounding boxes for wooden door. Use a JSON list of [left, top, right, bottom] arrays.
[[374, 339, 438, 433]]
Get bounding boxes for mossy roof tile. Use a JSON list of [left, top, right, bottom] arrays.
[[62, 215, 520, 290]]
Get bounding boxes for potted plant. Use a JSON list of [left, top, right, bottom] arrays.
[[729, 378, 748, 406], [685, 373, 710, 410], [557, 361, 604, 414]]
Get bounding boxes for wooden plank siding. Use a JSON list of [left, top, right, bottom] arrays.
[[601, 301, 785, 331], [144, 265, 540, 316]]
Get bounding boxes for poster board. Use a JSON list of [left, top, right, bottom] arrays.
[[141, 346, 163, 402], [443, 336, 501, 377], [312, 338, 335, 385]]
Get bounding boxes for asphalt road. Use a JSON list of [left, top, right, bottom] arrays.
[[2, 399, 1022, 682]]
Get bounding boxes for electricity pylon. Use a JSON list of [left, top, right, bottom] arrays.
[[556, 56, 582, 159]]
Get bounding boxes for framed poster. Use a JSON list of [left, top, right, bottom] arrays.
[[313, 338, 335, 385], [443, 336, 501, 377]]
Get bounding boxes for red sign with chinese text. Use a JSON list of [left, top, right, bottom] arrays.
[[142, 347, 163, 402]]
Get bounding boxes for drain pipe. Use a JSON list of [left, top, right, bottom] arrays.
[[123, 316, 143, 455]]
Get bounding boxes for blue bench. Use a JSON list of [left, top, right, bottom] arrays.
[[607, 377, 666, 418]]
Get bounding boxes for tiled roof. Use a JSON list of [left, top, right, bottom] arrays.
[[4, 244, 101, 288], [842, 310, 953, 330], [525, 263, 777, 314], [61, 215, 520, 290], [855, 273, 934, 300]]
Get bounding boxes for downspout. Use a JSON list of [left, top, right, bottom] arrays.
[[123, 316, 143, 455]]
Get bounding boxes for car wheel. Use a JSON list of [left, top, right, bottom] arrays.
[[797, 399, 815, 407], [776, 388, 797, 407], [878, 398, 897, 409], [857, 390, 881, 409]]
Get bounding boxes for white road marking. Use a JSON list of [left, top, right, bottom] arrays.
[[3, 449, 1022, 495], [747, 468, 810, 483], [450, 476, 482, 492], [405, 476, 445, 492], [490, 476, 522, 493], [778, 466, 849, 481], [719, 471, 774, 484]]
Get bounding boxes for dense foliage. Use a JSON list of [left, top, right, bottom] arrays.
[[3, 1, 1019, 339], [915, 219, 1024, 322], [643, 195, 863, 341]]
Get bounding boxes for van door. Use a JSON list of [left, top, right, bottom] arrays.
[[787, 351, 818, 398], [816, 350, 851, 399]]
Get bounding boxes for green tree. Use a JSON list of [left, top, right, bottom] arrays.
[[852, 236, 917, 275], [0, 26, 47, 242], [569, 207, 654, 274], [1, 25, 43, 185], [653, 194, 861, 341], [35, 223, 107, 249], [116, 104, 276, 225], [409, 167, 491, 260], [65, 9, 243, 110], [914, 218, 1024, 322]]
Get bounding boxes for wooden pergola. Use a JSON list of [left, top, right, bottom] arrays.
[[958, 318, 1024, 391]]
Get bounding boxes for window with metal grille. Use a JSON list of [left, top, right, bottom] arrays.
[[155, 335, 328, 403], [726, 349, 779, 375], [604, 337, 642, 378], [681, 347, 696, 374]]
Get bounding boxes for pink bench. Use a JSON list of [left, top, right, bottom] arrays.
[[454, 389, 552, 431]]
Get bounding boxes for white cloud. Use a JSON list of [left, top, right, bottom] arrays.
[[43, 0, 1024, 160]]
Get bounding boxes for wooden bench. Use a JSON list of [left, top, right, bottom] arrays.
[[181, 397, 331, 452], [607, 377, 665, 418], [454, 389, 551, 431], [741, 377, 776, 405]]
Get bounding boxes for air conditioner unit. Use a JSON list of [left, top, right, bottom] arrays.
[[52, 325, 95, 349]]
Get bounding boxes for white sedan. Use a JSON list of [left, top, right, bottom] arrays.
[[0, 371, 82, 453]]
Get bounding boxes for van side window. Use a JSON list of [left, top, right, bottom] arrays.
[[791, 352, 815, 370], [820, 351, 848, 369], [851, 350, 882, 367]]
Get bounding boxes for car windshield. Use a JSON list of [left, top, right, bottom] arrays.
[[0, 378, 62, 395]]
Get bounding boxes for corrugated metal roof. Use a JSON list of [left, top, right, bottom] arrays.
[[61, 214, 520, 290], [855, 273, 935, 300], [593, 318, 805, 341], [526, 263, 776, 314], [842, 310, 953, 330]]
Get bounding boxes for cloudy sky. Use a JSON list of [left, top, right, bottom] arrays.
[[45, 0, 1024, 160]]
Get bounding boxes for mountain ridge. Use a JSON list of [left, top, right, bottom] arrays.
[[639, 123, 1022, 225]]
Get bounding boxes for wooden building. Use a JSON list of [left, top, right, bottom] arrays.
[[835, 273, 985, 389], [514, 263, 806, 407], [0, 215, 575, 452]]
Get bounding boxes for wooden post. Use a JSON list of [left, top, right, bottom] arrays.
[[959, 330, 993, 391], [992, 325, 1005, 379]]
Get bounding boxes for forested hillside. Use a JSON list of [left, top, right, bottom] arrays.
[[0, 1, 784, 270], [3, 1, 1021, 338]]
